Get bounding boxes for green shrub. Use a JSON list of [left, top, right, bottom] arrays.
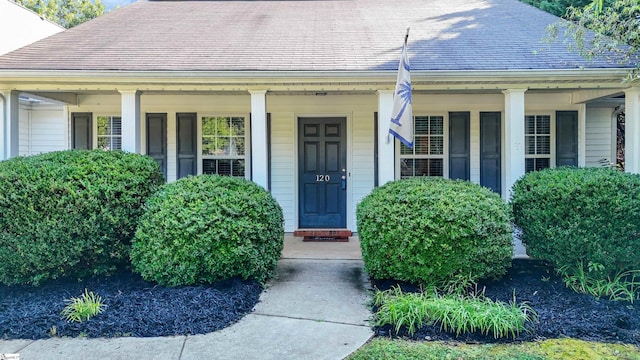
[[357, 178, 513, 286], [0, 150, 164, 285], [511, 167, 640, 276], [131, 175, 284, 286]]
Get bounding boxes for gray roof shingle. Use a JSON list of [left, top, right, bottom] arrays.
[[0, 0, 624, 72]]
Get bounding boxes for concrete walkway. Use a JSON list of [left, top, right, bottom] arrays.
[[0, 236, 373, 360]]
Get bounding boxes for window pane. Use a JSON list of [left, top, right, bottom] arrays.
[[525, 158, 535, 173], [415, 159, 430, 176], [202, 117, 216, 136], [536, 116, 550, 134], [430, 116, 444, 135], [112, 117, 122, 136], [536, 136, 550, 155], [231, 117, 245, 136], [97, 116, 108, 135], [415, 116, 429, 135], [535, 158, 550, 171], [217, 117, 230, 136], [234, 137, 245, 156], [217, 159, 232, 176], [202, 138, 217, 155], [430, 136, 443, 155], [97, 137, 109, 150], [203, 159, 217, 174], [525, 136, 536, 155], [525, 116, 535, 135], [232, 159, 245, 177], [414, 136, 429, 155], [400, 158, 414, 178], [430, 159, 444, 177], [218, 137, 231, 155], [400, 142, 412, 155], [111, 137, 122, 150]]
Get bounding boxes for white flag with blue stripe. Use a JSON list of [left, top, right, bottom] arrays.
[[388, 30, 413, 148]]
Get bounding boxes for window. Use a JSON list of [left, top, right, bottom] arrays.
[[399, 115, 444, 178], [201, 116, 246, 177], [97, 116, 122, 150], [525, 115, 551, 172]]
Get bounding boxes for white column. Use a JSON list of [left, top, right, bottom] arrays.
[[0, 90, 19, 160], [625, 87, 640, 174], [503, 88, 527, 199], [377, 90, 395, 186], [119, 90, 141, 153], [250, 90, 268, 190]]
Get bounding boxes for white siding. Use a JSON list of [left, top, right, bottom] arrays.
[[270, 112, 296, 231], [585, 106, 615, 167], [18, 106, 66, 156], [0, 0, 62, 55]]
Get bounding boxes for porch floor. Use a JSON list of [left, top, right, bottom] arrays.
[[282, 233, 362, 260]]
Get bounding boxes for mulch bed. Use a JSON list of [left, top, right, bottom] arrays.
[[0, 270, 261, 340], [372, 259, 640, 345]]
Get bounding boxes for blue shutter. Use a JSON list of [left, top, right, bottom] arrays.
[[556, 111, 578, 167], [449, 112, 470, 180], [71, 113, 92, 149], [146, 113, 167, 179], [480, 112, 501, 194], [177, 113, 197, 178]]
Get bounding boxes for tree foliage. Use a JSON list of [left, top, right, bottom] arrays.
[[521, 0, 594, 17], [547, 0, 640, 80], [14, 0, 104, 28]]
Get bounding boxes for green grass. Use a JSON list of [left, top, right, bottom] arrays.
[[347, 338, 640, 360], [558, 262, 640, 303], [372, 287, 536, 339]]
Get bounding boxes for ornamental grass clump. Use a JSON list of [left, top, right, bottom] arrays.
[[131, 175, 284, 286], [61, 289, 107, 323], [357, 178, 513, 287], [372, 287, 536, 339], [0, 150, 164, 286]]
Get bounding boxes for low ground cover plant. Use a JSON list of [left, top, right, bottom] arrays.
[[0, 150, 164, 285], [357, 177, 513, 287], [131, 175, 284, 286], [373, 287, 536, 339], [512, 167, 640, 300]]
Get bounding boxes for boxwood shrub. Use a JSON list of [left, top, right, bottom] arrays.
[[0, 150, 164, 285], [511, 167, 640, 275], [130, 175, 284, 286], [357, 178, 513, 287]]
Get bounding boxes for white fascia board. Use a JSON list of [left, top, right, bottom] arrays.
[[0, 68, 632, 89]]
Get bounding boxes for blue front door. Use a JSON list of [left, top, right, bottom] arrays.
[[298, 117, 347, 228]]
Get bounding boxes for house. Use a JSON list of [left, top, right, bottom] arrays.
[[0, 0, 635, 233], [0, 0, 63, 56], [1, 0, 65, 157]]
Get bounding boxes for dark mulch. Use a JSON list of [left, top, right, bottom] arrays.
[[373, 259, 640, 345], [0, 270, 261, 340]]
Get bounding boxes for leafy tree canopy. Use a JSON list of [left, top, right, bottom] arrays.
[[555, 0, 640, 80], [521, 0, 594, 17], [14, 0, 104, 28]]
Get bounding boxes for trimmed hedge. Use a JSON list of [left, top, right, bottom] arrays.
[[130, 175, 284, 286], [357, 178, 513, 286], [512, 167, 640, 275], [0, 150, 164, 285]]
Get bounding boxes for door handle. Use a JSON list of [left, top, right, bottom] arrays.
[[341, 175, 347, 190]]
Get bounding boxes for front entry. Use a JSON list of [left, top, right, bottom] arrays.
[[298, 117, 347, 228]]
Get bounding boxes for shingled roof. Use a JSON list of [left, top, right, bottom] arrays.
[[0, 0, 622, 72]]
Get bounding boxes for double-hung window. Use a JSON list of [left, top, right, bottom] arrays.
[[97, 116, 122, 150], [201, 116, 247, 177], [524, 115, 551, 172], [399, 115, 444, 178]]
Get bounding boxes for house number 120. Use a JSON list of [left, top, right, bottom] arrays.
[[316, 175, 330, 182]]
